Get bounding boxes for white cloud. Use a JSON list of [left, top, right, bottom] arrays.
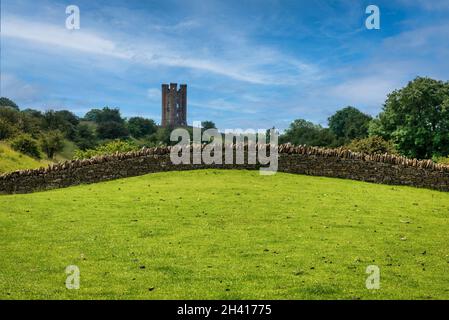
[[328, 76, 402, 108], [1, 15, 320, 86], [151, 18, 201, 32], [1, 16, 131, 59], [382, 23, 449, 57]]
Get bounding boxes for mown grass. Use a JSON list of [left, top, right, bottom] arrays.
[[0, 142, 50, 174], [1, 170, 449, 299]]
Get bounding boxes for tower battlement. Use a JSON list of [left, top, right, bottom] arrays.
[[161, 83, 187, 127]]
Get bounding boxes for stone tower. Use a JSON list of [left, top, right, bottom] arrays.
[[161, 83, 187, 127]]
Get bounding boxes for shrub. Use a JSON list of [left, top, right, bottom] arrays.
[[73, 140, 139, 160], [127, 117, 157, 138], [433, 156, 449, 165], [346, 136, 398, 155], [10, 134, 41, 158]]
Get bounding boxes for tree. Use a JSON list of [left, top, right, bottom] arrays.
[[280, 119, 338, 147], [0, 107, 22, 139], [85, 107, 124, 124], [0, 118, 17, 140], [84, 109, 102, 122], [56, 110, 79, 127], [10, 134, 41, 158], [96, 121, 129, 140], [315, 128, 340, 147], [201, 121, 216, 130], [0, 97, 19, 111], [376, 77, 449, 159], [20, 109, 44, 136], [148, 127, 172, 145], [127, 117, 157, 138], [42, 110, 79, 139], [74, 123, 97, 150], [0, 106, 20, 124], [328, 106, 372, 142], [40, 131, 65, 159], [0, 106, 45, 137], [21, 109, 43, 118], [85, 108, 128, 140], [264, 127, 277, 143]]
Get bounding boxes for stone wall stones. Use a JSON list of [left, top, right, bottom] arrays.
[[1, 145, 448, 194]]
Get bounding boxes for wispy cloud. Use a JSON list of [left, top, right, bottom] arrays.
[[2, 16, 131, 59], [328, 76, 403, 109], [1, 15, 320, 86], [150, 18, 201, 32], [382, 23, 449, 55], [1, 0, 448, 130], [396, 0, 449, 11]]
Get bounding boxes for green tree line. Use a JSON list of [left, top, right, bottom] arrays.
[[279, 77, 449, 161], [1, 76, 448, 162]]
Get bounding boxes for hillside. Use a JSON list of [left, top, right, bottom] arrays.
[[0, 142, 50, 174], [1, 170, 448, 299]]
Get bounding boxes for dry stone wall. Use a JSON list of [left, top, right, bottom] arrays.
[[1, 145, 449, 194]]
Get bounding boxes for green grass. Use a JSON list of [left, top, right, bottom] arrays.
[[1, 170, 449, 300], [0, 142, 51, 174]]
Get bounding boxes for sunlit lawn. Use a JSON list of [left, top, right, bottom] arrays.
[[1, 170, 449, 299]]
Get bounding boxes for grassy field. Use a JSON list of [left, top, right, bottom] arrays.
[[0, 142, 50, 174], [1, 170, 449, 300]]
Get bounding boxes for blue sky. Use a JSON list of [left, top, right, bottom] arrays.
[[1, 0, 449, 130]]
